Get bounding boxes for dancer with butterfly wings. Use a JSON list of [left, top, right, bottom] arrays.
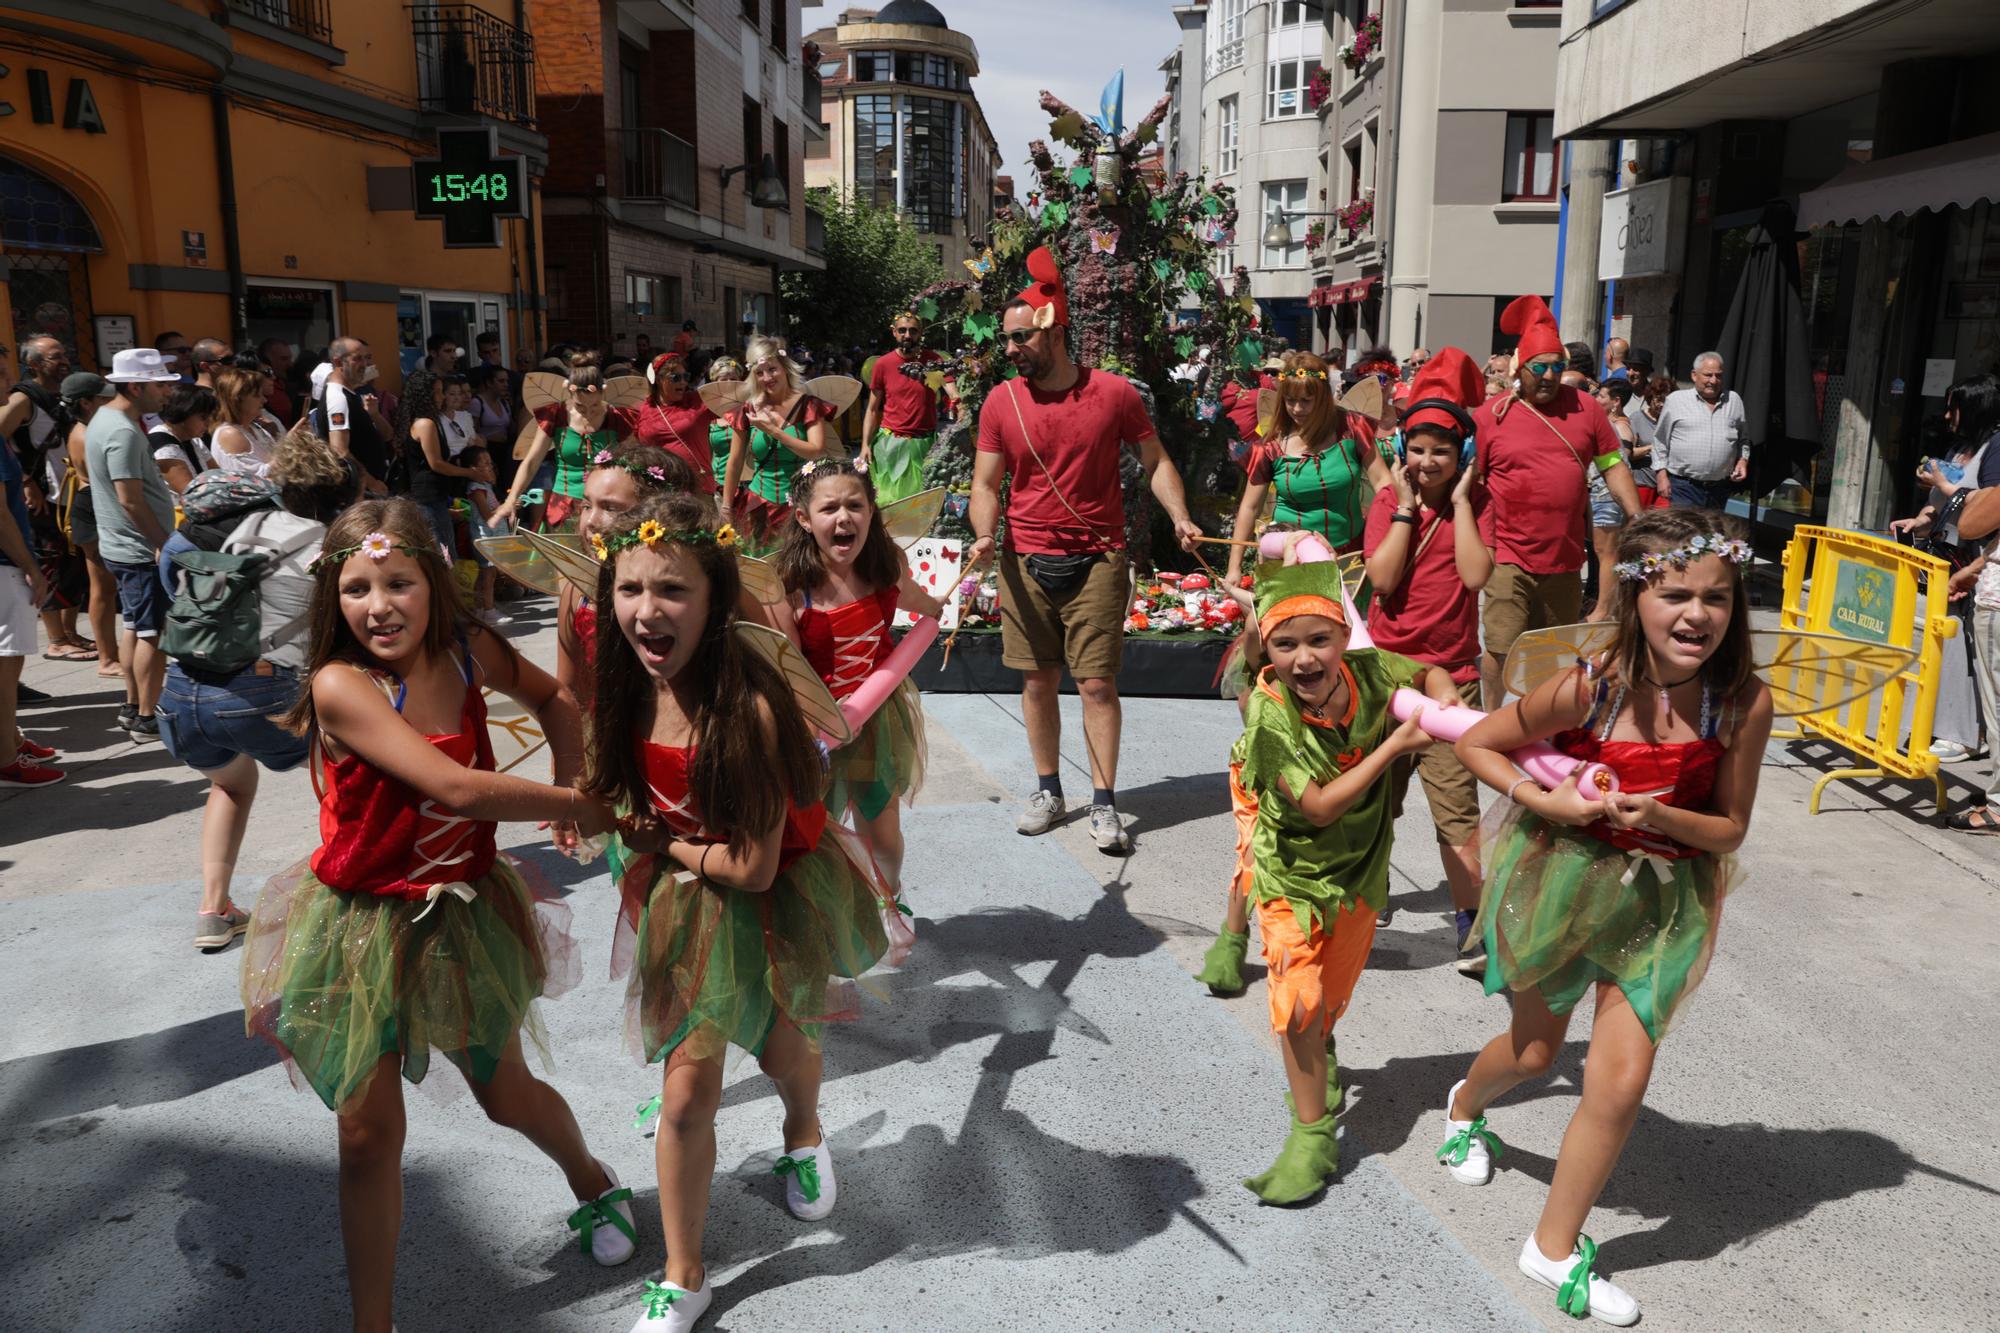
[[1435, 508, 1912, 1328], [714, 335, 863, 554], [491, 356, 649, 533]]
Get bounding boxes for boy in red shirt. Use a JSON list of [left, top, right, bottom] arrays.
[[1362, 347, 1495, 971]]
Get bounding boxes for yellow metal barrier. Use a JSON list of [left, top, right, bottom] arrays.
[[1775, 526, 1958, 813]]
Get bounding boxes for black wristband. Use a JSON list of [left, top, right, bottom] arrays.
[[1390, 512, 1419, 526]]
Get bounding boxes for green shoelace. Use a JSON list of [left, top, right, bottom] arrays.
[[566, 1187, 636, 1255], [1436, 1115, 1505, 1167], [1556, 1234, 1602, 1319], [773, 1151, 822, 1202], [641, 1281, 683, 1318]]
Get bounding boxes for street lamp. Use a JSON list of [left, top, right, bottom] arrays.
[[1262, 209, 1349, 250], [721, 152, 789, 209]]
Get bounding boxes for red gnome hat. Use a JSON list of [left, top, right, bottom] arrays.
[[1498, 294, 1563, 366], [1401, 348, 1485, 438], [1016, 246, 1069, 329]]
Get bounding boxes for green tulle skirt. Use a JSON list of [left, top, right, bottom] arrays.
[[241, 857, 578, 1111], [618, 823, 891, 1065], [827, 678, 926, 822], [1479, 803, 1740, 1043]]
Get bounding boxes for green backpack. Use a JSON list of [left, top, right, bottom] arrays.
[[161, 549, 275, 675]]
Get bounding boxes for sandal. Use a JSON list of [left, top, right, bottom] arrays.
[[42, 645, 98, 662], [1945, 805, 2000, 834]]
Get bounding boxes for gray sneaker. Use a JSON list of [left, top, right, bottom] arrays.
[[1016, 789, 1067, 835], [195, 904, 250, 952], [1089, 804, 1131, 855]]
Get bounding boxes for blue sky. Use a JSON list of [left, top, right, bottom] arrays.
[[818, 1, 1178, 186]]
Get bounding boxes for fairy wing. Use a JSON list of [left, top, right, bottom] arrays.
[[879, 487, 944, 548], [603, 375, 649, 410], [482, 690, 549, 774], [1255, 387, 1279, 438], [738, 554, 787, 605], [803, 375, 864, 416], [1338, 376, 1386, 424], [699, 380, 752, 417], [521, 371, 567, 414], [1502, 622, 1620, 700], [510, 416, 541, 462], [733, 621, 852, 746], [517, 528, 605, 598], [472, 532, 566, 597], [1750, 629, 1920, 718]]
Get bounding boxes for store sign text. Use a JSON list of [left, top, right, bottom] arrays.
[[0, 65, 107, 133]]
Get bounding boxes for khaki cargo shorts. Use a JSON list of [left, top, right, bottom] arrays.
[[997, 550, 1130, 680]]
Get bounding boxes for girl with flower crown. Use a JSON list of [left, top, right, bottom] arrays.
[[240, 497, 636, 1332], [769, 456, 942, 961], [557, 444, 698, 705], [582, 492, 893, 1331], [1437, 509, 1772, 1327]]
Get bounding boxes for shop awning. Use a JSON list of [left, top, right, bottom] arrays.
[[1798, 131, 2000, 229], [1310, 276, 1380, 307]]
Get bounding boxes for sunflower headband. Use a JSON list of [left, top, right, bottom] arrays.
[[590, 448, 675, 489], [1615, 533, 1752, 583], [590, 519, 739, 562], [1277, 368, 1329, 382], [309, 530, 432, 574]]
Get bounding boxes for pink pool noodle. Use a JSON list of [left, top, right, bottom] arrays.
[[835, 616, 939, 736], [1389, 689, 1619, 794], [1254, 531, 1372, 649]]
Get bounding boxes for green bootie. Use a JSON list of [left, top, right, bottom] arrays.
[[1326, 1032, 1345, 1118], [1195, 926, 1249, 996], [1243, 1104, 1341, 1204]]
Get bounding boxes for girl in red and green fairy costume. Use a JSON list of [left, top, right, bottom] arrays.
[[582, 492, 894, 1332], [769, 456, 943, 962], [1443, 510, 1772, 1327], [719, 336, 838, 551]]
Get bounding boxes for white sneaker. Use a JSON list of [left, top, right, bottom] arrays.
[[774, 1134, 837, 1221], [628, 1276, 712, 1332], [1518, 1234, 1639, 1326], [567, 1161, 637, 1266], [1089, 803, 1131, 855], [1016, 788, 1066, 835], [1437, 1079, 1500, 1186]]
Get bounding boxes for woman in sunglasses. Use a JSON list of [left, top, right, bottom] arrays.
[[720, 336, 837, 549], [1224, 350, 1392, 586], [634, 352, 719, 494], [493, 354, 637, 531]]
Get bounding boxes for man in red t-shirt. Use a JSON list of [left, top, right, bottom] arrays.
[[1476, 296, 1641, 705], [671, 320, 697, 358], [861, 312, 945, 505], [967, 247, 1202, 853]]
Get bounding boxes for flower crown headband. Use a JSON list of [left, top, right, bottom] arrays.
[[309, 530, 433, 574], [1615, 532, 1752, 583], [590, 448, 675, 489], [589, 519, 739, 562], [1277, 368, 1329, 382], [796, 457, 868, 481]]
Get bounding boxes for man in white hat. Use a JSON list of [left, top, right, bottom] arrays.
[[86, 347, 181, 740]]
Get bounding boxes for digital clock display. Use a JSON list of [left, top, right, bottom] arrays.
[[425, 170, 512, 205]]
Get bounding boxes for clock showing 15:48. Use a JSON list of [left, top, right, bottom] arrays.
[[425, 170, 511, 204], [410, 127, 529, 248]]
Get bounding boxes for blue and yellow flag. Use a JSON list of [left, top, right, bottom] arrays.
[[1092, 70, 1125, 138]]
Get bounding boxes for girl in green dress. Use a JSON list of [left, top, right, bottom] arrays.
[[720, 336, 837, 553], [494, 357, 636, 532], [1224, 350, 1392, 585]]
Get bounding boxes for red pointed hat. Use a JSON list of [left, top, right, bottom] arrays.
[[1499, 294, 1563, 364], [1016, 246, 1069, 329], [1401, 348, 1486, 437]]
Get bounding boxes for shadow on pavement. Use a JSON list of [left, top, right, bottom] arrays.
[[0, 1009, 276, 1124], [1104, 767, 1231, 844]]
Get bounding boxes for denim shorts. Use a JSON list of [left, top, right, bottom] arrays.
[[157, 663, 310, 773], [109, 558, 172, 637], [1590, 496, 1624, 528]]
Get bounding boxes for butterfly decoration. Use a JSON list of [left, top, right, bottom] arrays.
[[1198, 400, 1220, 423], [1090, 227, 1120, 256], [1501, 622, 1919, 718], [963, 248, 996, 280], [1026, 191, 1041, 208]]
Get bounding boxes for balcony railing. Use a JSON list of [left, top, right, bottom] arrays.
[[611, 128, 699, 210], [228, 0, 334, 45], [1204, 37, 1244, 78], [410, 5, 536, 128]]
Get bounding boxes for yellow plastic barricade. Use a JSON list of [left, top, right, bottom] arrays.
[[1775, 526, 1958, 813]]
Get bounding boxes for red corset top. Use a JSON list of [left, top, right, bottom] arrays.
[[796, 586, 899, 699], [638, 740, 826, 874], [1550, 727, 1725, 859], [311, 658, 498, 899]]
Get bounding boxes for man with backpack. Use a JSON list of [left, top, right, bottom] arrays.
[[156, 423, 356, 950]]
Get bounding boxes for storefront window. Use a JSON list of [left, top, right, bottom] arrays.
[[245, 284, 337, 365]]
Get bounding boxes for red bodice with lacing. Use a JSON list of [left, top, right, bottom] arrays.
[[310, 663, 498, 899], [570, 596, 597, 671], [639, 740, 825, 874], [1550, 728, 1725, 860], [796, 587, 899, 700]]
